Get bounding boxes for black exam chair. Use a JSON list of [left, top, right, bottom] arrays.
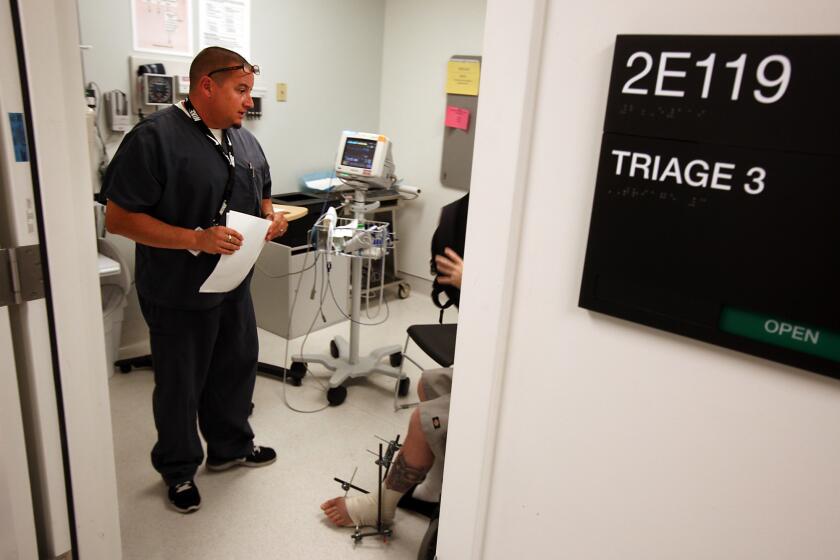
[[403, 323, 457, 369]]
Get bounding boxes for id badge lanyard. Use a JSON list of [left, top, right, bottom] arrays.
[[183, 97, 236, 226]]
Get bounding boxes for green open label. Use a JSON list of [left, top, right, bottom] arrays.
[[720, 307, 840, 363]]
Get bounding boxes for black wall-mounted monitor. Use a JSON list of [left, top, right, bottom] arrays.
[[580, 35, 840, 379]]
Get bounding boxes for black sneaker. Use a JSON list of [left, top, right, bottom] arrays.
[[168, 480, 200, 513], [206, 445, 277, 471]]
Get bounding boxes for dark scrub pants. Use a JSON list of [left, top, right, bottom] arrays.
[[140, 288, 258, 485]]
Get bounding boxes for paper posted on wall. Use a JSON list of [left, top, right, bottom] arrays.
[[199, 210, 270, 293]]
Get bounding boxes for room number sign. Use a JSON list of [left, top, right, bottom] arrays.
[[580, 35, 840, 379], [603, 35, 839, 154]]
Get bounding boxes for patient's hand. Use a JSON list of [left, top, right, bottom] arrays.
[[435, 248, 463, 289]]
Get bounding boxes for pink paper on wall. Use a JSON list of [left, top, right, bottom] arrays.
[[445, 106, 471, 130]]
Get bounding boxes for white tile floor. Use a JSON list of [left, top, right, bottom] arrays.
[[109, 284, 453, 560]]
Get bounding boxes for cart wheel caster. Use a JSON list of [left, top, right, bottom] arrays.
[[330, 339, 339, 358], [389, 352, 403, 368], [327, 385, 347, 406], [289, 361, 307, 386], [398, 282, 411, 299], [398, 377, 410, 397], [118, 363, 132, 374]]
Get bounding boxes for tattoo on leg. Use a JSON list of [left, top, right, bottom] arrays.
[[384, 453, 428, 493]]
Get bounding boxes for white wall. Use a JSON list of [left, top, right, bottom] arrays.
[[443, 1, 840, 559], [247, 0, 385, 192], [379, 0, 486, 278]]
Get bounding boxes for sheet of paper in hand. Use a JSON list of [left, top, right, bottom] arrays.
[[199, 210, 270, 293]]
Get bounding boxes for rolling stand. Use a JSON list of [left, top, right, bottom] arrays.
[[114, 355, 304, 385], [254, 361, 306, 386], [291, 188, 408, 406], [114, 354, 153, 373], [332, 435, 402, 545]]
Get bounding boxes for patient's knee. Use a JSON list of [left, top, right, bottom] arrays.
[[409, 407, 423, 432]]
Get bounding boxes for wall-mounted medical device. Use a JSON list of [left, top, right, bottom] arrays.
[[105, 90, 130, 132], [246, 96, 262, 119], [245, 86, 266, 120], [176, 75, 190, 95], [140, 73, 175, 106], [334, 131, 395, 189], [130, 58, 189, 120]]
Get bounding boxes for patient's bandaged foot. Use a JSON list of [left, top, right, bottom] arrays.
[[344, 488, 402, 527], [322, 454, 428, 527]]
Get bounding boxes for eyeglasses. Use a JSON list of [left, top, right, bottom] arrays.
[[207, 63, 260, 77]]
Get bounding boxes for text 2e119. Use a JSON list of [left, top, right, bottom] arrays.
[[604, 35, 840, 156], [622, 51, 790, 104]]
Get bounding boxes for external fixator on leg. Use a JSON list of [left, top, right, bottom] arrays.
[[331, 435, 430, 544]]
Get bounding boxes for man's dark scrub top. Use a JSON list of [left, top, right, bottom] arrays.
[[102, 105, 272, 310]]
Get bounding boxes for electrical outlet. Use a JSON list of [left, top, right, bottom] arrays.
[[276, 83, 287, 102]]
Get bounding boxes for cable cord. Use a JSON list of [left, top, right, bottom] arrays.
[[327, 266, 391, 327], [87, 81, 109, 167], [278, 249, 330, 414], [254, 252, 319, 279], [363, 254, 387, 320], [294, 257, 334, 384], [317, 164, 339, 217]]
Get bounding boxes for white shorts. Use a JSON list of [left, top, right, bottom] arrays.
[[418, 367, 452, 460]]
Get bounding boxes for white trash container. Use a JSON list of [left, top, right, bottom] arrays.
[[101, 283, 126, 378], [98, 237, 130, 378]]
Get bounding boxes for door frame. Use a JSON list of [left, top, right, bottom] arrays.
[[7, 0, 122, 557], [437, 1, 547, 558], [0, 306, 38, 559]]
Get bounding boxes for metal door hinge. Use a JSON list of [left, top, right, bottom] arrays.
[[0, 244, 45, 307]]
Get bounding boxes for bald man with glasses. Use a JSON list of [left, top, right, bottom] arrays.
[[103, 47, 286, 513]]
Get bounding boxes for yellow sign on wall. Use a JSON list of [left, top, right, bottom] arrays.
[[446, 59, 481, 96]]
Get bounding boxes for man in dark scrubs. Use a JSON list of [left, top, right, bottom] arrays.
[[103, 46, 287, 513]]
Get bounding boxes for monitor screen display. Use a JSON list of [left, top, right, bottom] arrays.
[[341, 138, 378, 169]]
